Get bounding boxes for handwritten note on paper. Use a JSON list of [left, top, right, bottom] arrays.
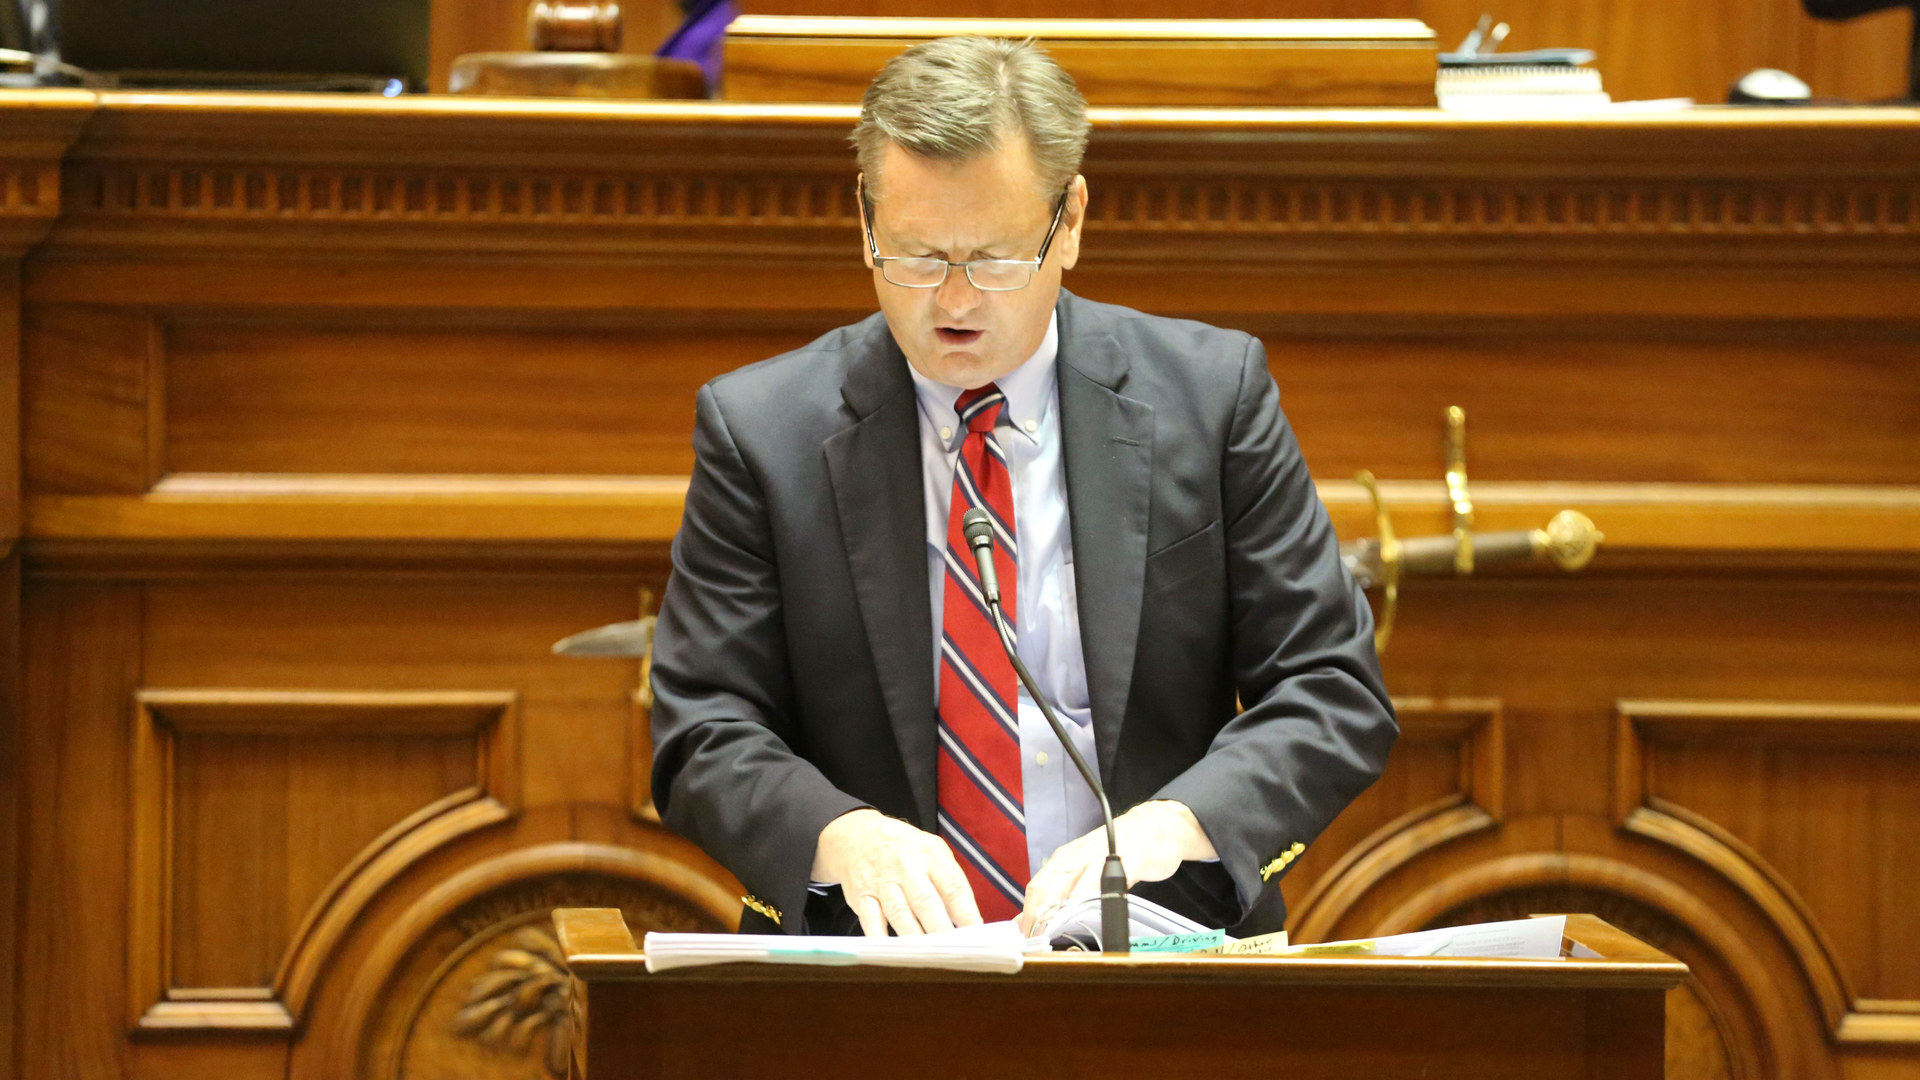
[[1131, 929, 1227, 953], [1195, 930, 1291, 956]]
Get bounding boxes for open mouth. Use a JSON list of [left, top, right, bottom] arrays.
[[936, 327, 984, 346]]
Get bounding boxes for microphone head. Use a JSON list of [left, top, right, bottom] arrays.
[[961, 508, 995, 549]]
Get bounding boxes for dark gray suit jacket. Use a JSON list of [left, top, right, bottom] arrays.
[[650, 291, 1396, 936]]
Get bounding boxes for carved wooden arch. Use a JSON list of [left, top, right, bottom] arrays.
[[1372, 850, 1833, 1080], [322, 838, 742, 1080], [1397, 849, 1827, 1076], [1286, 697, 1505, 944], [1615, 700, 1920, 1045]]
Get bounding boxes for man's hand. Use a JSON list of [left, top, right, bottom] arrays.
[[1016, 800, 1218, 936], [812, 808, 984, 937]]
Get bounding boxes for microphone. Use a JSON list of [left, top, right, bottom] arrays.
[[962, 507, 1130, 955]]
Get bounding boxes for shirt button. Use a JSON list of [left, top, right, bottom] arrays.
[[1035, 751, 1049, 767], [940, 426, 952, 441], [1024, 419, 1037, 432]]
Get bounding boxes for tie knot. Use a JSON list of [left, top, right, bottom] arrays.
[[956, 384, 1006, 434]]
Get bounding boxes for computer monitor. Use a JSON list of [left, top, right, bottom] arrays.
[[26, 0, 429, 89]]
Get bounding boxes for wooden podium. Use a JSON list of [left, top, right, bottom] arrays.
[[554, 909, 1687, 1079]]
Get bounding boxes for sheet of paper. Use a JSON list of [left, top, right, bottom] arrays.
[[643, 920, 1026, 974], [1286, 915, 1566, 960]]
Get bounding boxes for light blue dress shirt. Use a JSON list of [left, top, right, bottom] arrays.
[[907, 312, 1104, 876]]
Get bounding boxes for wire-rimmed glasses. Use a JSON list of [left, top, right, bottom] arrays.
[[859, 178, 1072, 292]]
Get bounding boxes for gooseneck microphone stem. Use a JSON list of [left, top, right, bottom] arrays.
[[962, 508, 1129, 955]]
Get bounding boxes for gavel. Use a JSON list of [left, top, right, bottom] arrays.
[[528, 2, 624, 53]]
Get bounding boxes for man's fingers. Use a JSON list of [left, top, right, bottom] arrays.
[[877, 880, 925, 936], [904, 875, 956, 934], [1019, 876, 1059, 933], [853, 892, 888, 938], [1018, 851, 1071, 934], [930, 855, 983, 927], [1064, 857, 1104, 902], [1021, 849, 1090, 934]]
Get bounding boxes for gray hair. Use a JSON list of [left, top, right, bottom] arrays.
[[852, 36, 1091, 203]]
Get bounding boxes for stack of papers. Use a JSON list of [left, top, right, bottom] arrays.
[[1437, 64, 1613, 113], [642, 910, 1564, 974], [643, 920, 1026, 974]]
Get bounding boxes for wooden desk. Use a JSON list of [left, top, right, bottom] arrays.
[[0, 92, 1913, 1080], [553, 909, 1688, 1079], [720, 16, 1440, 106]]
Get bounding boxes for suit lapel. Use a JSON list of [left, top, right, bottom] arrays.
[[823, 325, 938, 829], [1056, 293, 1154, 783]]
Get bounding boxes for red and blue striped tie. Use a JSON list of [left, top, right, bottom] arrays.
[[936, 383, 1029, 921]]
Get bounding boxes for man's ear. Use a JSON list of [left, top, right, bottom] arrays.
[[1058, 175, 1088, 272], [856, 173, 877, 270]]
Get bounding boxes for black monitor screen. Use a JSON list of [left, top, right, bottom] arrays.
[[53, 0, 429, 86]]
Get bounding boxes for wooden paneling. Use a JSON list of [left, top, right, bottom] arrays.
[[170, 729, 473, 986], [1, 263, 20, 541], [1257, 329, 1920, 486], [1284, 698, 1503, 936], [55, 308, 1916, 495], [0, 255, 17, 1080], [19, 478, 1920, 579], [164, 322, 810, 476], [130, 1043, 290, 1080], [139, 581, 639, 813], [430, 0, 528, 93], [130, 690, 520, 1031], [0, 554, 18, 1080], [21, 306, 158, 495], [1381, 579, 1920, 820], [631, 689, 660, 822], [1618, 700, 1920, 1038], [18, 583, 142, 1078], [0, 96, 98, 1080]]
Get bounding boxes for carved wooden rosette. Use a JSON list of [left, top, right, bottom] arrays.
[[346, 846, 734, 1080]]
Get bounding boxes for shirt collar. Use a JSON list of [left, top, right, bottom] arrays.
[[908, 311, 1059, 450]]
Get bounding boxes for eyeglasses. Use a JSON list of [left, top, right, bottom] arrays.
[[859, 178, 1072, 292]]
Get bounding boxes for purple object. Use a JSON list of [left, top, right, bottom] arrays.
[[655, 0, 737, 95]]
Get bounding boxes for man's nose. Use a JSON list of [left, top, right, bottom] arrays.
[[934, 266, 983, 319]]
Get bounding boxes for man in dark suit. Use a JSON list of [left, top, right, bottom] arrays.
[[650, 36, 1396, 938]]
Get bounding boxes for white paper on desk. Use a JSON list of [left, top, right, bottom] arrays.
[[1034, 893, 1220, 951], [642, 920, 1026, 974], [1297, 915, 1566, 960]]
